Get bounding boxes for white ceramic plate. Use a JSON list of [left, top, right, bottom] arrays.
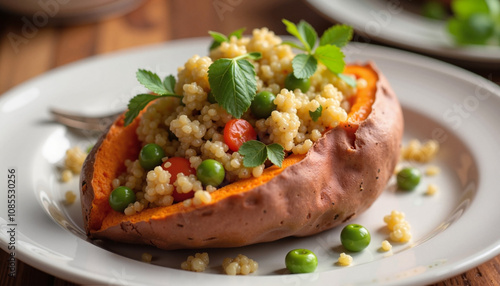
[[1, 38, 500, 286], [306, 0, 500, 66]]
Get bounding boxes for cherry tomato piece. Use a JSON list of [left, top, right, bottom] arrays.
[[162, 157, 196, 202], [223, 119, 257, 152]]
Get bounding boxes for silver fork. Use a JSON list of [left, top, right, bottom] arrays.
[[50, 108, 124, 131]]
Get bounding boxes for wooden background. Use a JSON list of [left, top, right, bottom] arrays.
[[0, 0, 499, 285]]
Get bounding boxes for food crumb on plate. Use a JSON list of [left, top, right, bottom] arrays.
[[222, 254, 258, 275], [401, 139, 439, 163], [64, 191, 76, 205], [337, 252, 353, 266], [381, 240, 392, 251], [141, 252, 152, 263], [425, 165, 441, 176], [384, 210, 412, 243], [181, 252, 209, 272], [425, 183, 439, 196]]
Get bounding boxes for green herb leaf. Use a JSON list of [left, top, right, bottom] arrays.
[[283, 20, 353, 83], [208, 54, 259, 118], [209, 28, 246, 50], [314, 45, 345, 74], [124, 93, 159, 126], [238, 140, 268, 167], [266, 143, 285, 167], [297, 20, 318, 51], [136, 69, 169, 95], [282, 40, 307, 51], [283, 19, 311, 52], [163, 75, 176, 94], [239, 140, 285, 168], [246, 52, 263, 60], [319, 25, 353, 48], [229, 27, 246, 39], [292, 54, 317, 79], [124, 92, 183, 126], [337, 73, 357, 88], [309, 105, 322, 122]]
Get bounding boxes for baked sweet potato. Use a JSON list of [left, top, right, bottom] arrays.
[[80, 62, 403, 250]]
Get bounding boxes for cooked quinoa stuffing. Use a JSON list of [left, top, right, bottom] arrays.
[[337, 253, 353, 266], [113, 28, 358, 213], [181, 252, 209, 272], [222, 254, 258, 275]]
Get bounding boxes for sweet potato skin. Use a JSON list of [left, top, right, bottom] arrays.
[[81, 62, 403, 250]]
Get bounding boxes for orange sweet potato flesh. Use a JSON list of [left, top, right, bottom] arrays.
[[80, 62, 403, 249]]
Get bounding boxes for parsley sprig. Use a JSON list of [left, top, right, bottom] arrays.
[[207, 52, 262, 119], [239, 140, 285, 168], [124, 70, 182, 126], [282, 19, 356, 87]]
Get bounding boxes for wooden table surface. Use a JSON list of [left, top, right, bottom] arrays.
[[0, 0, 499, 285]]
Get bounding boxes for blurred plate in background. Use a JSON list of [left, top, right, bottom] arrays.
[[306, 0, 500, 67], [0, 0, 145, 24]]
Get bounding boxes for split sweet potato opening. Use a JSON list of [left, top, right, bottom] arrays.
[[84, 64, 378, 233]]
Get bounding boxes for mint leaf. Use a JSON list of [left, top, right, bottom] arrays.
[[283, 19, 310, 52], [319, 25, 353, 48], [163, 75, 176, 94], [136, 69, 168, 95], [239, 140, 268, 167], [338, 73, 357, 88], [314, 45, 345, 74], [208, 54, 259, 118], [282, 40, 307, 51], [297, 20, 318, 51], [266, 143, 285, 167], [283, 20, 353, 83], [239, 140, 285, 168], [309, 105, 322, 122], [292, 54, 317, 79]]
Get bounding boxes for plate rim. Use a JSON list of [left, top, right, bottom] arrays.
[[1, 37, 500, 285]]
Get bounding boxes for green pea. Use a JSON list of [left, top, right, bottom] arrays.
[[196, 159, 225, 187], [285, 72, 311, 93], [109, 186, 136, 212], [139, 143, 165, 171], [251, 91, 276, 119], [285, 249, 318, 273], [340, 224, 371, 252], [396, 167, 421, 190]]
